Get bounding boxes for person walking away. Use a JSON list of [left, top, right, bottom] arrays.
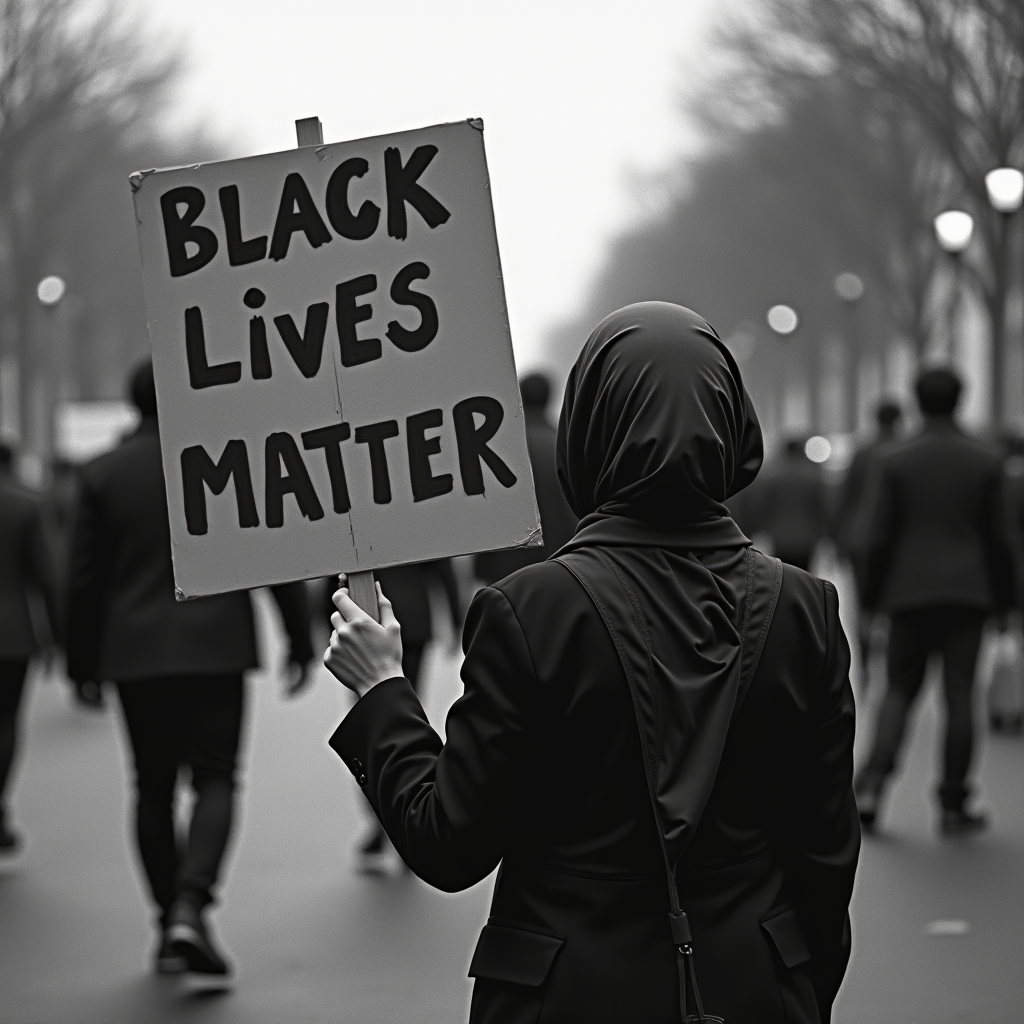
[[855, 368, 1015, 835], [756, 437, 829, 570], [326, 559, 462, 867], [0, 443, 59, 853], [474, 372, 577, 585], [323, 302, 859, 1023], [838, 401, 902, 685], [65, 361, 315, 977]]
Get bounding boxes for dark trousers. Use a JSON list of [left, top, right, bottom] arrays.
[[858, 606, 985, 810], [116, 674, 244, 925], [0, 660, 29, 822]]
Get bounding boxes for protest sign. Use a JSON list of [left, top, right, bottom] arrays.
[[131, 119, 540, 599]]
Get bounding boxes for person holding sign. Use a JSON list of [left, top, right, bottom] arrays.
[[324, 303, 859, 1024], [65, 361, 315, 978]]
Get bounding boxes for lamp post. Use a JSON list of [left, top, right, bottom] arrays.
[[30, 275, 67, 487], [833, 271, 864, 435], [767, 304, 799, 444], [933, 210, 974, 365], [984, 168, 1023, 427]]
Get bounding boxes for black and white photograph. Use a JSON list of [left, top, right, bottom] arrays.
[[0, 1, 1023, 1021]]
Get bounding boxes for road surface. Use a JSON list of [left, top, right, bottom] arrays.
[[1, 573, 1021, 1023]]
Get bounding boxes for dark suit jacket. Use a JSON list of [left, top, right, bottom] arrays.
[[754, 456, 829, 560], [65, 419, 313, 683], [836, 433, 895, 559], [862, 419, 1016, 612], [0, 475, 58, 659], [474, 411, 577, 584], [331, 558, 858, 1023]]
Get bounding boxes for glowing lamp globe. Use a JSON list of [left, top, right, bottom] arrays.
[[36, 275, 66, 306], [805, 436, 832, 464], [985, 167, 1024, 214], [933, 211, 974, 254], [766, 304, 799, 336], [833, 272, 864, 303]]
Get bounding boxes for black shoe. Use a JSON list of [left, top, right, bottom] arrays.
[[166, 902, 232, 976], [940, 807, 988, 836], [154, 931, 188, 975], [855, 787, 881, 830], [0, 819, 21, 855]]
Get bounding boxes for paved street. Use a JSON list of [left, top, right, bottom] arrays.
[[1, 574, 1022, 1023]]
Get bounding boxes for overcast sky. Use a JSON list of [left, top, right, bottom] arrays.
[[136, 0, 721, 370]]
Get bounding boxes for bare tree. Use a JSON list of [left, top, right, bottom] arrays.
[[725, 0, 1024, 423], [0, 0, 180, 460]]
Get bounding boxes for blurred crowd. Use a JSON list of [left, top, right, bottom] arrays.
[[2, 354, 1022, 978], [0, 364, 577, 977]]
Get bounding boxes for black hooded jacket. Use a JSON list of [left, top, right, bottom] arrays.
[[330, 302, 859, 1023]]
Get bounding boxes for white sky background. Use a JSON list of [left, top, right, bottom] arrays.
[[132, 0, 722, 371]]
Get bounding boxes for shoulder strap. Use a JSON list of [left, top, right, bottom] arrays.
[[554, 545, 783, 1024], [734, 548, 785, 724]]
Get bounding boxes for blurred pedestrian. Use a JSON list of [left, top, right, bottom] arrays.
[[327, 559, 462, 866], [65, 360, 315, 977], [474, 371, 577, 585], [838, 401, 902, 680], [44, 458, 103, 709], [855, 368, 1015, 835], [756, 436, 829, 570], [324, 303, 858, 1024], [0, 443, 59, 853]]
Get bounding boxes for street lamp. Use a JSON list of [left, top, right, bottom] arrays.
[[985, 167, 1024, 215], [985, 169, 1022, 427], [28, 275, 68, 487], [834, 272, 864, 433], [767, 304, 799, 444], [933, 211, 973, 365]]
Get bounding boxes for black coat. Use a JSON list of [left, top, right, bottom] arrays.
[[861, 419, 1016, 612], [0, 475, 57, 659], [331, 558, 858, 1024], [474, 412, 578, 584], [65, 419, 313, 683], [753, 456, 829, 560]]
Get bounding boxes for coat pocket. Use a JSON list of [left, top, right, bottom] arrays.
[[468, 922, 564, 1024], [760, 905, 811, 969], [760, 905, 818, 1024]]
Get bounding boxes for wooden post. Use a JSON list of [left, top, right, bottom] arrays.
[[295, 116, 380, 622]]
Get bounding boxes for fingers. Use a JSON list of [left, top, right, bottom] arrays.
[[376, 584, 399, 630], [332, 585, 369, 623]]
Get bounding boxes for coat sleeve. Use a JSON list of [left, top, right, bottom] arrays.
[[269, 582, 314, 665], [328, 585, 539, 892], [64, 475, 108, 683], [779, 579, 860, 1021]]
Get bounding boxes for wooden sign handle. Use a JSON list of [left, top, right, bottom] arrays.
[[295, 116, 380, 624]]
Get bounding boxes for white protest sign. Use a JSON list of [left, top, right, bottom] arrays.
[[131, 119, 540, 599]]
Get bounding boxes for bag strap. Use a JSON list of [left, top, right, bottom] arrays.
[[555, 546, 783, 1023]]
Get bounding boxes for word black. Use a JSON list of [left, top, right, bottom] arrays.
[[161, 145, 450, 277]]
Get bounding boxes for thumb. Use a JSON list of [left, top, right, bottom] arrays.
[[377, 582, 399, 630]]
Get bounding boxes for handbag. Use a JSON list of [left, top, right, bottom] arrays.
[[556, 546, 783, 1023]]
